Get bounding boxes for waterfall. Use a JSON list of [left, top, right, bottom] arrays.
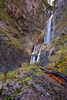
[[44, 13, 53, 43], [37, 46, 42, 62], [30, 13, 53, 64], [30, 45, 37, 64]]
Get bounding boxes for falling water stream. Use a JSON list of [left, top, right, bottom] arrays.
[[44, 13, 53, 43], [30, 45, 37, 64], [30, 13, 53, 64]]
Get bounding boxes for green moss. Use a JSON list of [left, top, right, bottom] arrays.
[[36, 72, 40, 75], [5, 86, 24, 100], [25, 77, 30, 85]]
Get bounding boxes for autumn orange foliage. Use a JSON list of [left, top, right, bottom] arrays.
[[27, 62, 30, 65], [4, 72, 7, 77], [22, 70, 23, 72], [12, 78, 17, 80], [46, 73, 65, 84]]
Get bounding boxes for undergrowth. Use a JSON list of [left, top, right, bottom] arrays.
[[49, 34, 67, 75], [0, 62, 40, 81]]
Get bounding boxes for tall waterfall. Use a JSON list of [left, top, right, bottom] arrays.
[[44, 13, 53, 43], [30, 13, 53, 64], [30, 45, 37, 64]]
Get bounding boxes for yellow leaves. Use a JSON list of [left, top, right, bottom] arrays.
[[48, 46, 67, 75], [58, 69, 61, 72]]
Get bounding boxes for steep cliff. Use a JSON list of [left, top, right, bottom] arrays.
[[40, 0, 67, 75], [0, 0, 52, 72], [52, 0, 67, 39]]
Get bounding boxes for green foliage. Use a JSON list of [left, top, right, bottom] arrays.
[[48, 46, 67, 75], [25, 77, 30, 85], [5, 96, 11, 100], [31, 67, 36, 71], [49, 34, 67, 75], [0, 62, 40, 81], [36, 72, 40, 75]]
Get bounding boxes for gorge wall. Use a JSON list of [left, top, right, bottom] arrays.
[[52, 0, 67, 39], [40, 0, 67, 75], [0, 0, 53, 72], [0, 0, 67, 73]]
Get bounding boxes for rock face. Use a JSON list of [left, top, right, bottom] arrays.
[[4, 0, 51, 45], [0, 69, 67, 100], [0, 37, 28, 73], [0, 0, 52, 72], [40, 43, 55, 67], [52, 0, 67, 39], [40, 0, 67, 67]]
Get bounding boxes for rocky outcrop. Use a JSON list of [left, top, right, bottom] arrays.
[[0, 69, 67, 100], [40, 43, 55, 67]]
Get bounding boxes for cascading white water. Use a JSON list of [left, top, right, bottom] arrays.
[[44, 13, 53, 43], [30, 45, 37, 64], [30, 12, 53, 64], [37, 46, 42, 62]]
